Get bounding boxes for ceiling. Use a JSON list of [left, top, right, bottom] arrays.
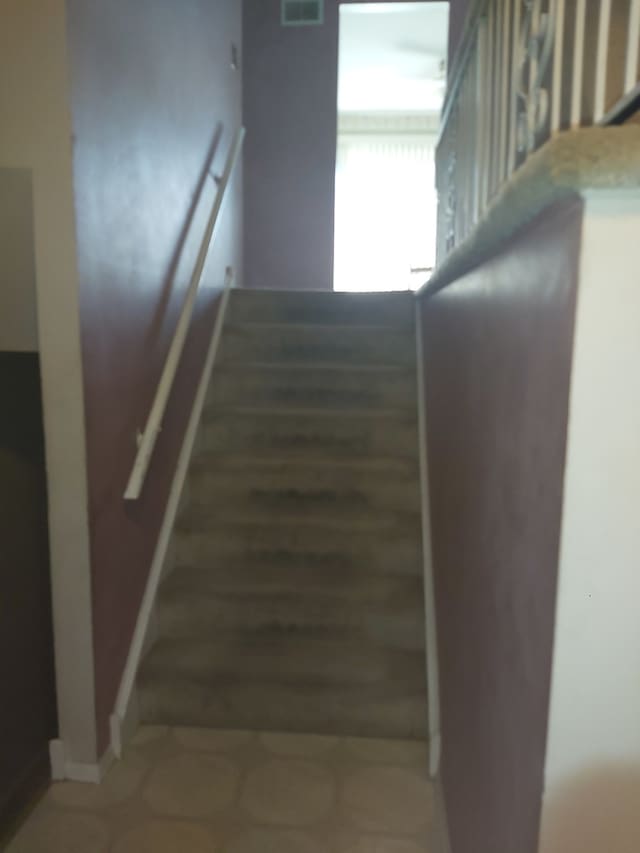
[[338, 2, 450, 114]]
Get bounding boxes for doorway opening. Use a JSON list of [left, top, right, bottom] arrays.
[[333, 2, 449, 292]]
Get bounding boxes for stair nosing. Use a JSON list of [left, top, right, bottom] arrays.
[[211, 361, 417, 374], [189, 452, 418, 472], [224, 321, 414, 333], [202, 404, 418, 421]]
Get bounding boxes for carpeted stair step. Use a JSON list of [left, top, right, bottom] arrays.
[[206, 363, 417, 411], [226, 288, 415, 328], [173, 520, 423, 578], [190, 450, 419, 476], [218, 323, 415, 367], [154, 583, 425, 650], [182, 500, 420, 534], [185, 459, 421, 514], [138, 289, 427, 739], [138, 676, 428, 739], [159, 563, 424, 602], [197, 407, 419, 459], [139, 635, 426, 687]]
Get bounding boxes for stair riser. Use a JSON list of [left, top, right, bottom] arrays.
[[227, 290, 415, 328], [164, 571, 423, 604], [174, 532, 423, 577], [156, 600, 425, 651], [207, 369, 416, 411], [186, 476, 420, 515], [140, 646, 425, 686], [219, 327, 415, 367], [198, 417, 419, 459], [138, 683, 428, 739]]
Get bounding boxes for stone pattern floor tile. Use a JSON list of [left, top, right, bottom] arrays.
[[175, 728, 253, 753], [259, 732, 339, 757], [112, 819, 218, 853], [143, 753, 240, 817], [225, 827, 325, 853], [6, 727, 441, 853], [241, 759, 335, 825], [341, 766, 434, 833], [6, 808, 110, 853]]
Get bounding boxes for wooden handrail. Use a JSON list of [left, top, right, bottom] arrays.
[[124, 127, 245, 500]]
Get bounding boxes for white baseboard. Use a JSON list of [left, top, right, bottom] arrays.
[[414, 300, 442, 779], [110, 270, 234, 758], [49, 738, 115, 784]]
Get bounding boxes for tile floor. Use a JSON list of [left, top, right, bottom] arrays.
[[6, 727, 443, 852]]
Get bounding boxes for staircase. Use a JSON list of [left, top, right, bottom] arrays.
[[137, 289, 428, 738]]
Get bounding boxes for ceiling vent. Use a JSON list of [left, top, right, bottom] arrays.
[[282, 0, 324, 27]]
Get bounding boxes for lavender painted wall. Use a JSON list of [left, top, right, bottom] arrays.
[[421, 201, 582, 853], [66, 0, 242, 753], [243, 0, 339, 290], [448, 0, 470, 62]]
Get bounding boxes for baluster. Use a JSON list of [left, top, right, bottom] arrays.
[[571, 0, 586, 126], [498, 0, 513, 183], [470, 42, 482, 227], [551, 0, 566, 132], [626, 0, 640, 93], [476, 17, 491, 221], [594, 0, 612, 121], [490, 0, 504, 195], [508, 0, 522, 176]]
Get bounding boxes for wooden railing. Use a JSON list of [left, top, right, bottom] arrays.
[[124, 127, 245, 500], [436, 0, 640, 261]]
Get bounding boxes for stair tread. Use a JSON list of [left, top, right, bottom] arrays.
[[190, 451, 419, 475], [139, 678, 428, 739], [160, 564, 422, 604], [141, 634, 426, 681], [225, 321, 410, 333], [180, 504, 421, 533], [202, 404, 418, 422], [213, 361, 416, 374]]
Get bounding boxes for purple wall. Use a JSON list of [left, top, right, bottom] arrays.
[[66, 0, 242, 753], [243, 0, 339, 290], [421, 201, 582, 853], [448, 0, 470, 63]]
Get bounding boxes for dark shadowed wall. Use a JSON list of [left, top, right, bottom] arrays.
[[420, 200, 582, 853], [0, 354, 56, 837], [66, 0, 243, 753]]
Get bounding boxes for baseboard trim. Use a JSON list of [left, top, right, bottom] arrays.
[[414, 300, 442, 779], [110, 271, 234, 757], [49, 739, 115, 784]]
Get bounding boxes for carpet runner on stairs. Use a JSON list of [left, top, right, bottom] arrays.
[[137, 289, 428, 738]]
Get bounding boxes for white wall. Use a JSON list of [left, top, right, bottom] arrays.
[[0, 0, 98, 767], [539, 191, 640, 853], [0, 169, 38, 351]]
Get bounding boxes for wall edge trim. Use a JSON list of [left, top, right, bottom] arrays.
[[415, 298, 442, 779]]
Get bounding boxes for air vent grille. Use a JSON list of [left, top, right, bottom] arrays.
[[282, 0, 324, 26]]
